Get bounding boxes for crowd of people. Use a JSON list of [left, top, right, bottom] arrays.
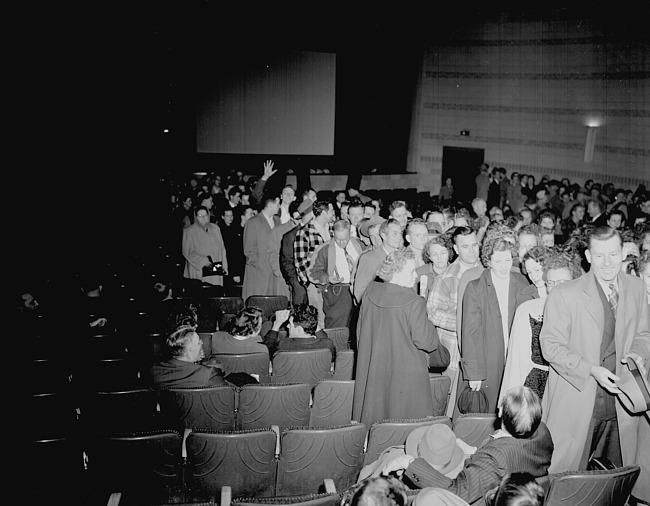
[[21, 160, 650, 505], [157, 161, 650, 504]]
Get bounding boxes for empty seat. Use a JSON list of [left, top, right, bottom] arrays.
[[246, 295, 289, 320], [324, 327, 350, 354], [238, 383, 311, 431], [429, 374, 451, 417], [212, 352, 271, 383], [157, 385, 237, 431], [32, 358, 73, 394], [276, 423, 367, 496], [73, 357, 144, 392], [271, 349, 333, 387], [364, 416, 451, 465], [451, 413, 498, 448], [332, 349, 355, 381], [309, 380, 354, 428], [85, 429, 185, 504], [31, 391, 80, 439], [543, 465, 640, 506], [80, 387, 161, 433], [30, 436, 87, 505], [186, 429, 278, 501]]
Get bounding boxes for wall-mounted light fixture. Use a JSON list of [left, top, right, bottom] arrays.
[[584, 126, 597, 163], [583, 117, 602, 164]]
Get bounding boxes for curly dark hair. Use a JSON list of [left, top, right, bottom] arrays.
[[223, 306, 263, 337], [542, 245, 583, 280]]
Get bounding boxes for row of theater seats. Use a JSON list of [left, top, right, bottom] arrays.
[[31, 408, 499, 505], [33, 409, 641, 506]]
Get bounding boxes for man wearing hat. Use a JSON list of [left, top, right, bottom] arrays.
[[382, 386, 553, 505], [358, 423, 474, 483], [540, 226, 650, 480]]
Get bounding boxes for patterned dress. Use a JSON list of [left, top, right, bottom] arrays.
[[523, 314, 549, 401]]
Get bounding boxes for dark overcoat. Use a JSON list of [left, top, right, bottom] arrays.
[[459, 269, 533, 414], [352, 281, 440, 428]]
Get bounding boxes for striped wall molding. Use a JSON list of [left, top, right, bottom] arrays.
[[420, 132, 650, 158], [424, 37, 639, 48], [422, 71, 650, 81], [422, 102, 649, 119]]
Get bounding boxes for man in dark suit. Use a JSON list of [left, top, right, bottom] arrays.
[[587, 199, 608, 227], [150, 325, 227, 389], [381, 386, 553, 505]]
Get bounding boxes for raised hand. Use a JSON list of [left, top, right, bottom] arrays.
[[262, 159, 277, 180]]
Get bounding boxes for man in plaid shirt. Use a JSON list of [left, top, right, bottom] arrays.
[[294, 200, 335, 327], [426, 226, 480, 417]]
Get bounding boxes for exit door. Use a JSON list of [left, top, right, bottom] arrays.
[[441, 146, 484, 207]]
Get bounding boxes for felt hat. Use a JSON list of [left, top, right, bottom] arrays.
[[405, 424, 464, 476], [297, 200, 313, 217], [617, 355, 650, 414], [457, 388, 489, 414], [359, 216, 386, 238]]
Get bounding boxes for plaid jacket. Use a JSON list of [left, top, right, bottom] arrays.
[[293, 222, 332, 285]]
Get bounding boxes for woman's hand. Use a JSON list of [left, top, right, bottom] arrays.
[[469, 380, 482, 391]]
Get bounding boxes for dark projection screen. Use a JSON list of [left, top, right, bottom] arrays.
[[196, 50, 336, 156]]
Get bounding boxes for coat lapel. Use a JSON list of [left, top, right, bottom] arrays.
[[583, 271, 604, 332]]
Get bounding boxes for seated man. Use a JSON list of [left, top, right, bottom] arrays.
[[150, 325, 227, 389], [267, 304, 336, 360], [382, 386, 554, 505]]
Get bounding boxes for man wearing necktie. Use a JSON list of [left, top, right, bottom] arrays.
[[540, 226, 650, 484], [308, 219, 366, 330]]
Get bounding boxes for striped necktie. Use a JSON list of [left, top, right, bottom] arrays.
[[608, 283, 618, 316]]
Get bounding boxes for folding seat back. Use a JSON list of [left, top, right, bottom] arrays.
[[309, 380, 354, 428], [324, 327, 350, 354], [238, 383, 311, 431], [451, 413, 498, 448], [271, 349, 333, 387], [31, 391, 80, 439], [364, 416, 451, 465], [32, 358, 73, 394], [186, 429, 278, 501], [332, 350, 355, 381], [246, 295, 289, 320], [429, 374, 451, 417], [276, 423, 367, 496], [157, 385, 237, 431], [84, 429, 185, 504], [81, 387, 160, 433], [213, 352, 271, 383], [543, 465, 640, 506], [30, 436, 87, 504], [73, 356, 144, 392]]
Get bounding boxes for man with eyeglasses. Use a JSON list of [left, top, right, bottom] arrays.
[[182, 205, 229, 286], [540, 227, 650, 487]]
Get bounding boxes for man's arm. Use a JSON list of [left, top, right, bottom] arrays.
[[460, 282, 486, 381], [353, 251, 382, 303], [403, 449, 505, 504], [539, 287, 595, 391], [294, 228, 313, 285], [427, 276, 458, 331], [242, 219, 259, 269]]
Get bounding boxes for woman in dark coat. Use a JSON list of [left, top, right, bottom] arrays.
[[458, 236, 534, 414], [352, 247, 442, 428]]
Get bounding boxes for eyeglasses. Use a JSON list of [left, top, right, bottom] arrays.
[[546, 279, 569, 287], [196, 214, 209, 218]]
